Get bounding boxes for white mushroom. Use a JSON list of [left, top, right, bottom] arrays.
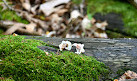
[[59, 41, 72, 51], [73, 43, 85, 54]]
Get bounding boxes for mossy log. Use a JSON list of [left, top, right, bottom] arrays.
[[27, 36, 137, 78]]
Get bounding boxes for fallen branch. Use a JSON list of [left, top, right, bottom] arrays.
[[2, 0, 13, 10], [0, 20, 41, 36], [14, 9, 48, 30]]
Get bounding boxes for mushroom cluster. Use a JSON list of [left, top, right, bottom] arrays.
[[59, 41, 85, 54]]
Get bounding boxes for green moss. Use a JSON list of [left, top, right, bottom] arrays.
[[106, 30, 134, 38], [0, 78, 14, 81], [0, 28, 4, 34], [0, 6, 29, 24], [106, 30, 124, 38], [0, 35, 110, 81]]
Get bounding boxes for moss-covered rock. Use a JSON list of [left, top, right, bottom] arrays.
[[0, 35, 110, 81]]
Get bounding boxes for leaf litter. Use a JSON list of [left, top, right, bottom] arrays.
[[0, 0, 108, 38]]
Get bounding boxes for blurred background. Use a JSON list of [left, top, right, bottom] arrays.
[[0, 0, 137, 38]]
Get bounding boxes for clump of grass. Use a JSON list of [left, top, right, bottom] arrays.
[[0, 35, 110, 81]]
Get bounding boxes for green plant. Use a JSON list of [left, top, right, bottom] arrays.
[[0, 35, 110, 81]]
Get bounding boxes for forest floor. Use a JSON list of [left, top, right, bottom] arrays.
[[0, 0, 137, 38]]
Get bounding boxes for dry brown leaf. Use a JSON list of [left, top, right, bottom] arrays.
[[39, 0, 70, 16], [30, 5, 39, 15], [94, 31, 108, 38], [4, 23, 25, 35], [20, 0, 31, 11], [2, 20, 37, 34], [13, 33, 18, 36], [66, 34, 80, 38], [25, 22, 37, 32], [48, 14, 63, 31], [0, 20, 41, 36], [51, 14, 63, 23], [118, 70, 137, 81], [55, 9, 68, 16], [89, 20, 108, 38], [34, 0, 41, 4], [1, 0, 109, 38], [21, 11, 48, 30], [81, 16, 91, 30], [70, 10, 82, 19], [91, 18, 96, 24], [51, 23, 60, 31], [37, 28, 43, 34], [95, 21, 108, 30], [13, 4, 23, 10]]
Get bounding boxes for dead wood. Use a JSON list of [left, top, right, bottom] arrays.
[[0, 21, 41, 36], [2, 0, 13, 10]]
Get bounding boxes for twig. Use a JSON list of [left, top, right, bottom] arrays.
[[2, 0, 13, 11], [0, 20, 41, 36], [80, 0, 85, 16]]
